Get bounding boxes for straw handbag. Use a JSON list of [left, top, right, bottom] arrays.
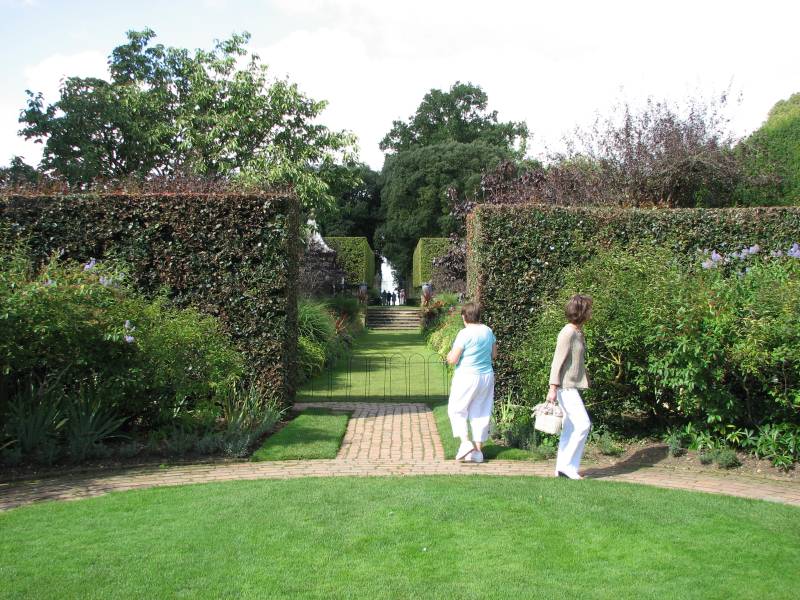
[[533, 402, 564, 435]]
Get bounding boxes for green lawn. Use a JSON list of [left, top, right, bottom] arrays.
[[251, 408, 349, 461], [298, 330, 451, 403], [2, 477, 798, 599]]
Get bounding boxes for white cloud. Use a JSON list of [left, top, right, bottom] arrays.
[[23, 51, 108, 105], [0, 50, 108, 166], [261, 0, 800, 167]]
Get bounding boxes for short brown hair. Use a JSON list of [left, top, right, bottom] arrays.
[[461, 302, 481, 324], [565, 294, 593, 325]]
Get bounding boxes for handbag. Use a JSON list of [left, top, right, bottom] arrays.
[[533, 402, 564, 435]]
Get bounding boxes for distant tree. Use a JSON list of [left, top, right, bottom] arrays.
[[461, 95, 777, 209], [0, 156, 40, 186], [376, 141, 510, 276], [316, 163, 381, 247], [380, 81, 528, 157], [738, 92, 800, 205], [19, 29, 355, 211]]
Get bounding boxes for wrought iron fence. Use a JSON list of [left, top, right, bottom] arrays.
[[300, 353, 452, 401]]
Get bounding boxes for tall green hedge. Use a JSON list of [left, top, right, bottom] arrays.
[[412, 237, 450, 288], [0, 192, 300, 405], [325, 237, 375, 286], [468, 204, 800, 395]]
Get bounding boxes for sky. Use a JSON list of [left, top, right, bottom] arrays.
[[1, 0, 798, 171]]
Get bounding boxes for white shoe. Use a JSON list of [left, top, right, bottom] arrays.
[[467, 450, 484, 463], [456, 441, 475, 461], [556, 469, 583, 480]]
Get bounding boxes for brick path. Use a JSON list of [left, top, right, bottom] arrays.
[[2, 402, 799, 511]]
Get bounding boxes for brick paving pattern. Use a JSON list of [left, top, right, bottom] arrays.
[[2, 401, 799, 511]]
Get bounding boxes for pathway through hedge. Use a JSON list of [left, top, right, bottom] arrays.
[[2, 330, 800, 510]]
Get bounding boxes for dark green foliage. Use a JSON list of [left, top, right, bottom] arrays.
[[739, 92, 800, 205], [324, 236, 376, 285], [380, 81, 527, 155], [0, 157, 40, 186], [378, 141, 510, 275], [469, 204, 800, 401], [712, 448, 742, 469], [0, 191, 299, 405], [317, 163, 381, 247], [413, 237, 450, 287]]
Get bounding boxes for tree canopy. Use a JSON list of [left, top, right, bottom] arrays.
[[316, 162, 381, 248], [376, 141, 511, 277], [19, 29, 355, 211], [379, 81, 527, 157]]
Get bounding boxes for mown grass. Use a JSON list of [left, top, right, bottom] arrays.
[[251, 408, 349, 461], [297, 330, 450, 403], [1, 476, 798, 599]]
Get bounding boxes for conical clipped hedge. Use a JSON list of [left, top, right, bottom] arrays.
[[468, 204, 800, 396], [1, 191, 299, 405]]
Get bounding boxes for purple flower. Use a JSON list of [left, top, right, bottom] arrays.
[[99, 276, 112, 286], [83, 258, 97, 271], [44, 279, 56, 287], [788, 243, 800, 259], [748, 244, 761, 255], [124, 335, 135, 344], [771, 250, 784, 258], [710, 250, 723, 263], [701, 259, 715, 270]]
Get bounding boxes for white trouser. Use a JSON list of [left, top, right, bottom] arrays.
[[556, 388, 591, 476], [448, 371, 495, 443]]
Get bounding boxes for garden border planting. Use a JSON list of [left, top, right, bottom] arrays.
[[0, 191, 300, 404], [467, 204, 800, 396]]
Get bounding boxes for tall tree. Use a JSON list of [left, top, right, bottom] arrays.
[[376, 141, 510, 277], [316, 163, 381, 248], [377, 82, 527, 278], [19, 29, 355, 211], [380, 81, 527, 156], [0, 156, 40, 186]]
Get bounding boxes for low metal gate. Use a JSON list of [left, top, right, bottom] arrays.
[[301, 353, 452, 401]]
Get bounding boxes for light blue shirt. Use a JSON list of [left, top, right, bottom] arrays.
[[452, 324, 496, 374]]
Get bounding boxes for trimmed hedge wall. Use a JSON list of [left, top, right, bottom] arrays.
[[412, 237, 450, 288], [0, 192, 300, 405], [468, 204, 800, 395], [325, 237, 375, 286]]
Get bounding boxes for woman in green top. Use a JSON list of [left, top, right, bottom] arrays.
[[547, 294, 593, 480]]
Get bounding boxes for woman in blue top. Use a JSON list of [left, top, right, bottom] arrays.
[[446, 302, 497, 463]]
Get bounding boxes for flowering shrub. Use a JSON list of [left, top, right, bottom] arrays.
[[468, 204, 800, 400], [0, 191, 299, 404], [514, 246, 800, 464], [0, 249, 250, 464]]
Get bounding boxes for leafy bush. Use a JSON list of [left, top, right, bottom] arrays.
[[325, 237, 376, 285], [468, 204, 800, 400], [64, 383, 127, 461], [0, 191, 299, 404], [712, 448, 741, 469], [426, 309, 463, 359], [0, 251, 262, 464], [515, 244, 800, 464], [413, 238, 451, 287]]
